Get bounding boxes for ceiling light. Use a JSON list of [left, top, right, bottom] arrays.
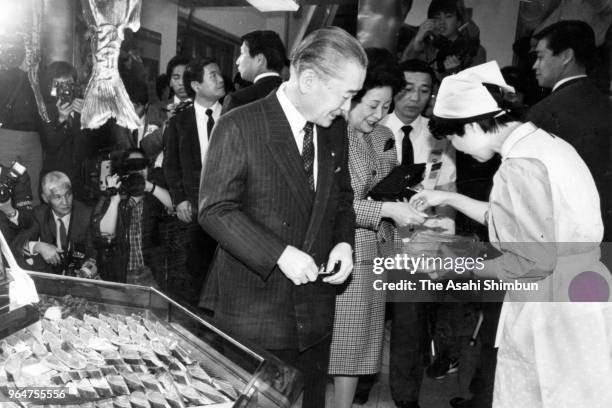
[[246, 0, 299, 12]]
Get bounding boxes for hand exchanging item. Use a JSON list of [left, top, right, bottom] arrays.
[[409, 190, 451, 212]]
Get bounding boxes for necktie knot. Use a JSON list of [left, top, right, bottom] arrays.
[[303, 122, 314, 134], [205, 108, 213, 118], [401, 125, 413, 137]]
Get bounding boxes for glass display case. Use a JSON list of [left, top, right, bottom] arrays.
[[0, 271, 303, 407]]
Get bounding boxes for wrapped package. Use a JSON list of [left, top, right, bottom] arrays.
[[80, 0, 141, 130]]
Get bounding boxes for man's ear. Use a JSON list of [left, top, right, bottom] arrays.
[[190, 81, 200, 94], [297, 68, 318, 94], [41, 193, 49, 204], [560, 48, 575, 65], [256, 53, 267, 70]]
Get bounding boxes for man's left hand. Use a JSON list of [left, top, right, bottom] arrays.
[[322, 242, 353, 284]]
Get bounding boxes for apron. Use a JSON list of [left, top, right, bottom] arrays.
[[489, 123, 612, 408]]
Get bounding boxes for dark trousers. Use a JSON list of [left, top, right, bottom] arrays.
[[186, 223, 216, 299], [390, 302, 428, 403], [167, 220, 216, 306], [469, 302, 502, 408], [271, 339, 331, 408]]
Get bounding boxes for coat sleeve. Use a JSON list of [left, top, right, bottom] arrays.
[[347, 131, 383, 232], [11, 216, 46, 271], [162, 117, 185, 205], [331, 124, 356, 248], [486, 158, 557, 282], [198, 113, 287, 280]]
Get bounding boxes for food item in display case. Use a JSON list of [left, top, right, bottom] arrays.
[[0, 295, 237, 406]]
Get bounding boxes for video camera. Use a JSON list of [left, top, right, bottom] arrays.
[[0, 161, 26, 203], [98, 152, 149, 197]]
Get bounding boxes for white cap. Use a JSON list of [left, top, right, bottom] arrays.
[[433, 61, 515, 122]]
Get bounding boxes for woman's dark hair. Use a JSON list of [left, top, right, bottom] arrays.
[[428, 84, 521, 139], [352, 48, 403, 103]]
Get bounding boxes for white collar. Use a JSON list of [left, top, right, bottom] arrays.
[[552, 75, 587, 91], [52, 210, 70, 224], [383, 112, 425, 134], [500, 122, 539, 158], [194, 100, 222, 116], [254, 72, 280, 83], [276, 82, 308, 137]]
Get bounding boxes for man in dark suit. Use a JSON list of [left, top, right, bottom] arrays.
[[528, 20, 612, 241], [163, 57, 225, 305], [199, 27, 365, 408], [222, 30, 286, 113], [13, 171, 96, 277]]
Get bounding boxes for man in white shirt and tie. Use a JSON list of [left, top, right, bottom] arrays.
[[13, 171, 96, 276], [381, 59, 456, 209], [163, 57, 225, 305]]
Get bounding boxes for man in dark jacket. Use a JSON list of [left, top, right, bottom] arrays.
[[222, 30, 286, 113], [13, 171, 96, 277], [528, 20, 612, 241], [199, 27, 362, 408]]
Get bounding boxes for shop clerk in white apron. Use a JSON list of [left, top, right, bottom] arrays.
[[410, 62, 612, 408]]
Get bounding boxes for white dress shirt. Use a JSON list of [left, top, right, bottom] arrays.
[[276, 83, 318, 189], [380, 113, 456, 191], [194, 100, 222, 165], [27, 211, 71, 254]]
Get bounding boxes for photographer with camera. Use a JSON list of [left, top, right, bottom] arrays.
[[38, 61, 89, 201], [92, 148, 172, 286], [12, 171, 97, 278], [0, 161, 34, 244]]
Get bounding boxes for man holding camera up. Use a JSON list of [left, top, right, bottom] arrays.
[[92, 148, 172, 285], [39, 61, 87, 201], [0, 161, 34, 244], [12, 171, 97, 277]]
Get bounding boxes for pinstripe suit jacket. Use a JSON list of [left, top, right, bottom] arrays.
[[198, 91, 355, 351], [348, 125, 398, 263]]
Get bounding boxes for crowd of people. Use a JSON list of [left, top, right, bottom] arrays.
[[0, 0, 611, 407]]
